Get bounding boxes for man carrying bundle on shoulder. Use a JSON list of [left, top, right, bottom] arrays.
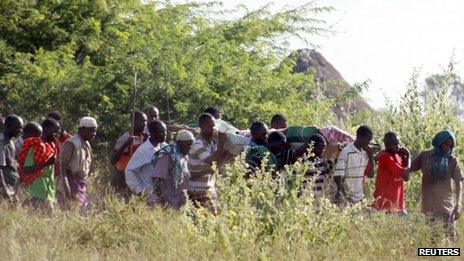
[[187, 113, 229, 214]]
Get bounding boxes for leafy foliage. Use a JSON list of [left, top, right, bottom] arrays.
[[0, 0, 334, 141]]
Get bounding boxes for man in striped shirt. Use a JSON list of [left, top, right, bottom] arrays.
[[304, 133, 334, 197], [187, 113, 227, 214], [333, 125, 375, 204]]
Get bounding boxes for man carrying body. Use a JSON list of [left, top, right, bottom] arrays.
[[270, 113, 288, 131], [187, 113, 227, 214]]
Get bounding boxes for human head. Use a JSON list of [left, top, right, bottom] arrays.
[[147, 120, 167, 144], [270, 113, 287, 129], [144, 106, 160, 123], [267, 131, 288, 155], [4, 114, 24, 138], [46, 111, 62, 123], [204, 106, 222, 119], [383, 132, 400, 154], [42, 118, 60, 141], [432, 129, 455, 153], [309, 133, 326, 157], [23, 122, 43, 139], [199, 113, 215, 138], [250, 121, 268, 145], [355, 125, 373, 150], [46, 111, 66, 135], [132, 111, 147, 135], [78, 116, 98, 141], [176, 130, 195, 155]]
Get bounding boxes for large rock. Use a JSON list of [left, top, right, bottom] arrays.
[[290, 49, 371, 117]]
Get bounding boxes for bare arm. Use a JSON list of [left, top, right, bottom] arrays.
[[110, 136, 133, 164], [403, 152, 422, 181], [334, 176, 346, 196], [23, 156, 55, 174], [295, 142, 309, 158], [199, 133, 226, 165], [365, 147, 376, 179], [151, 177, 166, 206]]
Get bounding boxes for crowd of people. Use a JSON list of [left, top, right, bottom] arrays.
[[0, 105, 462, 237]]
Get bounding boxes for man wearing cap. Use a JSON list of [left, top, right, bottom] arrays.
[[151, 130, 195, 208], [124, 120, 167, 197], [57, 116, 97, 209]]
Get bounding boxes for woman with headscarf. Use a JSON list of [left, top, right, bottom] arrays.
[[406, 129, 463, 235]]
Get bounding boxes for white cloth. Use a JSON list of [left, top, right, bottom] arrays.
[[333, 143, 369, 202], [79, 116, 98, 128], [224, 132, 250, 155], [125, 140, 167, 194], [214, 119, 239, 133], [176, 130, 195, 141]]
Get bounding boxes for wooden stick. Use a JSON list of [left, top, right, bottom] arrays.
[[131, 69, 138, 136]]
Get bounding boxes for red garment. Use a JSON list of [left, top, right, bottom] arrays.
[[58, 131, 72, 144], [372, 150, 408, 212], [18, 137, 54, 185]]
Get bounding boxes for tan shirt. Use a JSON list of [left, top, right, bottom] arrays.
[[410, 149, 463, 215], [60, 135, 92, 180]]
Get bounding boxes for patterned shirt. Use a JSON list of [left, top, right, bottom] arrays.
[[188, 135, 218, 192], [305, 157, 333, 196], [333, 143, 369, 202]]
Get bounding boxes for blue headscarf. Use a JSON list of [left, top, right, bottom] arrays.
[[430, 129, 455, 183]]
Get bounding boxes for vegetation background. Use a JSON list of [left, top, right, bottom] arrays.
[[1, 0, 463, 259]]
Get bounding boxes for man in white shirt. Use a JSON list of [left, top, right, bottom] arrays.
[[125, 120, 167, 196], [333, 125, 375, 203]]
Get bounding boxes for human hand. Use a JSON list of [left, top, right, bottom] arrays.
[[60, 175, 72, 199], [398, 147, 410, 158], [124, 136, 136, 147], [218, 131, 227, 143], [45, 156, 56, 166], [453, 204, 461, 220], [402, 171, 410, 181]]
